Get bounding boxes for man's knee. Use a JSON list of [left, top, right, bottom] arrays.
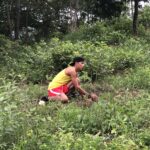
[[60, 93, 69, 103]]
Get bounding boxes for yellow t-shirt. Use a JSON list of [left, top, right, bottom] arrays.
[[48, 69, 71, 90]]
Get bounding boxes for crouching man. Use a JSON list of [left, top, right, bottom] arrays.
[[39, 57, 98, 105]]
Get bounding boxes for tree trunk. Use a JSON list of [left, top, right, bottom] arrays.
[[25, 6, 29, 43], [131, 0, 134, 18], [75, 0, 79, 27], [15, 0, 20, 39], [69, 0, 79, 32], [133, 0, 139, 35], [6, 2, 13, 39]]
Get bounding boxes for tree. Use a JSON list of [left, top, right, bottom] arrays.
[[14, 0, 21, 39], [130, 0, 149, 35], [6, 0, 13, 38], [132, 0, 139, 35], [80, 0, 125, 21], [69, 0, 79, 31]]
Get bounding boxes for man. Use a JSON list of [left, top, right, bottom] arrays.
[[39, 56, 98, 105]]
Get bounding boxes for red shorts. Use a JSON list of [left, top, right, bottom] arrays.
[[48, 85, 69, 97]]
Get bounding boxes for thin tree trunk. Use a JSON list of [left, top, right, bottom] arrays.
[[133, 0, 139, 35], [131, 0, 134, 18], [15, 0, 20, 39], [69, 1, 74, 32], [75, 0, 79, 27], [69, 0, 78, 32], [25, 6, 29, 42], [6, 3, 13, 39]]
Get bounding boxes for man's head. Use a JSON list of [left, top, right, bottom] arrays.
[[70, 56, 85, 71]]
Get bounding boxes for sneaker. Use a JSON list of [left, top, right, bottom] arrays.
[[38, 96, 49, 105], [41, 96, 49, 102], [38, 100, 46, 105]]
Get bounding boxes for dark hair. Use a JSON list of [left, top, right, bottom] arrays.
[[70, 56, 85, 66]]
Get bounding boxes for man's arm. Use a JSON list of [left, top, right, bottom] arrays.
[[70, 70, 90, 96]]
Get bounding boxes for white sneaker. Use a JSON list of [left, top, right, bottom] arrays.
[[38, 100, 46, 106]]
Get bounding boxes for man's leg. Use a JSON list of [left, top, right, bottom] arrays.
[[67, 78, 80, 90], [48, 93, 69, 103], [67, 81, 74, 89], [47, 79, 80, 103], [67, 79, 87, 100]]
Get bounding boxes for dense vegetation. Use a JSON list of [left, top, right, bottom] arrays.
[[1, 0, 149, 41], [0, 5, 150, 150]]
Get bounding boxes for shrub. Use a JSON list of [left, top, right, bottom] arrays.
[[108, 16, 132, 34], [64, 22, 111, 43], [139, 6, 150, 29]]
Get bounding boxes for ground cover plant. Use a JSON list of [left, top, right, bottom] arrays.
[[0, 78, 150, 150]]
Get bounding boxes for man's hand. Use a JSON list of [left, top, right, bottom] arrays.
[[90, 93, 98, 102]]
